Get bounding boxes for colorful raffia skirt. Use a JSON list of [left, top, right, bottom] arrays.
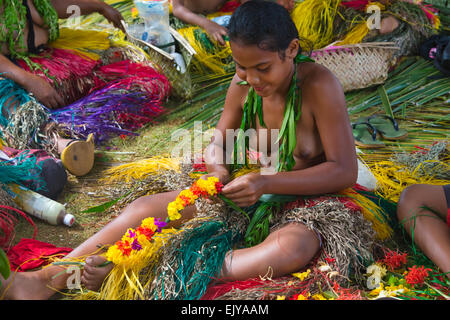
[[0, 28, 171, 154]]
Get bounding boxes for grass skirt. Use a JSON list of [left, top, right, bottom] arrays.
[[78, 158, 388, 300]]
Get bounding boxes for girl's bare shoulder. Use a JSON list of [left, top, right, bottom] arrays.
[[226, 73, 251, 109], [298, 62, 342, 92], [298, 62, 344, 104]]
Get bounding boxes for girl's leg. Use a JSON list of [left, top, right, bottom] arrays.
[[84, 216, 321, 291], [83, 220, 321, 290], [1, 190, 196, 299], [397, 184, 450, 278], [220, 222, 320, 280]]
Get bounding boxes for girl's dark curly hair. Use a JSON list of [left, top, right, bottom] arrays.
[[227, 0, 303, 58]]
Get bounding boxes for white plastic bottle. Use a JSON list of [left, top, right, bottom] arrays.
[[133, 0, 175, 52], [9, 184, 75, 227]]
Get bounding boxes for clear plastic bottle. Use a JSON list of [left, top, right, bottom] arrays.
[[9, 184, 75, 227], [133, 0, 175, 52]]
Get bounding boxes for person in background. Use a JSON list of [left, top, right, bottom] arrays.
[[172, 0, 295, 45], [0, 0, 124, 176], [397, 184, 450, 279]]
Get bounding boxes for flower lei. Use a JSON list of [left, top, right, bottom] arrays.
[[167, 176, 223, 221], [106, 177, 224, 267], [105, 216, 171, 268]]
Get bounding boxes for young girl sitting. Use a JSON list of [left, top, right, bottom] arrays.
[[1, 1, 377, 300]]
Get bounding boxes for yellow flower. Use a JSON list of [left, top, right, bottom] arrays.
[[371, 283, 411, 299], [196, 177, 220, 196], [174, 198, 186, 210], [105, 246, 122, 263], [369, 283, 384, 296], [384, 284, 409, 296], [276, 295, 285, 300], [167, 202, 181, 221], [312, 293, 329, 300], [121, 228, 135, 242], [178, 189, 197, 203], [292, 269, 311, 281], [294, 293, 310, 300], [137, 233, 150, 246], [131, 7, 138, 18], [141, 217, 157, 232]]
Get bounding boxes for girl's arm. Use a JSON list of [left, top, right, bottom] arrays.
[[204, 73, 247, 184], [50, 0, 124, 31], [172, 0, 228, 45], [0, 54, 63, 109]]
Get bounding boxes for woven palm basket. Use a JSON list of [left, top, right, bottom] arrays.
[[311, 42, 399, 92]]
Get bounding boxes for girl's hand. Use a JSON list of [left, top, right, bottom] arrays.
[[99, 4, 125, 32], [203, 20, 228, 46], [221, 172, 266, 207], [23, 75, 64, 109]]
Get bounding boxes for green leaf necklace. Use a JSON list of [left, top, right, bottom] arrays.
[[0, 0, 59, 72], [233, 54, 314, 173]]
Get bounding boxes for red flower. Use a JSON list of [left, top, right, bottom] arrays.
[[117, 240, 132, 256], [288, 290, 310, 300], [404, 265, 432, 286], [178, 195, 192, 207], [380, 249, 407, 270], [136, 226, 155, 240], [190, 182, 208, 198], [332, 282, 363, 300], [215, 182, 224, 193], [189, 183, 200, 196], [192, 162, 207, 172]]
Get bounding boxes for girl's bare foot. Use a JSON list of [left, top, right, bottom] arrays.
[[1, 271, 60, 300], [81, 256, 114, 291]]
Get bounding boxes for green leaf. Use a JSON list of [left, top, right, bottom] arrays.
[[0, 248, 11, 280], [377, 85, 394, 119], [388, 275, 398, 286], [245, 203, 273, 245], [277, 101, 292, 144], [288, 110, 296, 155], [322, 290, 338, 299], [218, 194, 250, 221], [81, 191, 132, 213], [255, 95, 265, 127]]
